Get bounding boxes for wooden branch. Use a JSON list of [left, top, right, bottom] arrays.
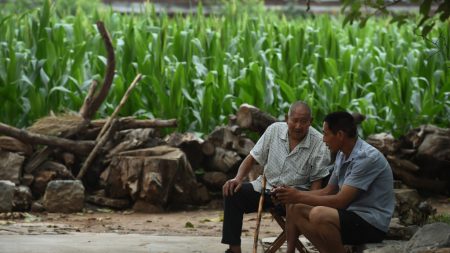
[[0, 123, 94, 155], [91, 117, 177, 130], [76, 120, 117, 180], [97, 74, 142, 140], [77, 74, 142, 179], [79, 21, 116, 120], [79, 80, 98, 119]]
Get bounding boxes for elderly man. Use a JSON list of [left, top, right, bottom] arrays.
[[273, 111, 395, 253], [221, 101, 330, 253]]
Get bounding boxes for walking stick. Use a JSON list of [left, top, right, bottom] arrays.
[[253, 174, 267, 253]]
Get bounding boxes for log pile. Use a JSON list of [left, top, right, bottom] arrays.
[[367, 125, 450, 195]]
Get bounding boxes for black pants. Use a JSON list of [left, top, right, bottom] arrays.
[[221, 182, 276, 245]]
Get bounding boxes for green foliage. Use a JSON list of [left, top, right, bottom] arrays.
[[427, 213, 450, 225], [0, 2, 448, 138], [340, 0, 450, 37]]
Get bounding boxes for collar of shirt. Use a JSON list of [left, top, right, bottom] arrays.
[[279, 125, 312, 152], [335, 138, 366, 168]]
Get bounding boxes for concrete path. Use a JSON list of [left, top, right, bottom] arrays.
[[0, 233, 256, 253]]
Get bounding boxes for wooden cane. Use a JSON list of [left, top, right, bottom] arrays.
[[253, 174, 267, 253]]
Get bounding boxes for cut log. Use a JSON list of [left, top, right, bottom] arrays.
[[205, 147, 242, 173], [387, 155, 420, 172], [201, 140, 215, 156], [391, 165, 448, 194], [165, 132, 205, 169], [102, 145, 198, 208], [367, 133, 400, 155], [207, 126, 255, 156], [236, 104, 278, 134], [0, 123, 94, 155], [0, 136, 33, 156]]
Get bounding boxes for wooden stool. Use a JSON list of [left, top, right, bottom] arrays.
[[264, 208, 309, 253]]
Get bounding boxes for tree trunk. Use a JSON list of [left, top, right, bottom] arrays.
[[236, 103, 278, 135]]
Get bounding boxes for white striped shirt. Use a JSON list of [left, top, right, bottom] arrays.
[[250, 122, 330, 192]]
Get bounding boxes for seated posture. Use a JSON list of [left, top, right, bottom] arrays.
[[221, 101, 331, 253], [273, 111, 395, 253]]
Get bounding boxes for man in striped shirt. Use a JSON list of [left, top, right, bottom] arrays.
[[221, 101, 331, 253]]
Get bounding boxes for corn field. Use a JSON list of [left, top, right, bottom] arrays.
[[0, 1, 449, 137]]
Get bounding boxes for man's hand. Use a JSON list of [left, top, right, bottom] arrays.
[[272, 186, 301, 204], [222, 178, 242, 197]]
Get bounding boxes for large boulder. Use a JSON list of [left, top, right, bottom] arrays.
[[0, 180, 15, 212], [404, 222, 450, 253], [43, 180, 84, 213], [0, 151, 25, 184]]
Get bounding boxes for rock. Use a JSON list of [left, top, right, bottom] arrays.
[[0, 151, 25, 185], [0, 180, 15, 212], [189, 183, 211, 205], [43, 180, 85, 213], [386, 218, 418, 240], [31, 170, 57, 198], [394, 189, 433, 225], [133, 200, 164, 213], [13, 185, 32, 211], [31, 201, 45, 212], [86, 194, 130, 210], [21, 174, 34, 186], [404, 222, 450, 253], [358, 240, 406, 253], [202, 171, 227, 190]]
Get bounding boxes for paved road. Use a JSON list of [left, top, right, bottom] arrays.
[[0, 233, 257, 253]]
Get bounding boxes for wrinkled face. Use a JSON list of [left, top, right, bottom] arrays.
[[322, 122, 340, 153], [287, 106, 312, 142]]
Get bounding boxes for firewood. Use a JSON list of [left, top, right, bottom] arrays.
[[0, 123, 94, 155], [0, 136, 32, 156], [387, 155, 420, 172], [91, 117, 177, 130], [391, 165, 448, 194], [236, 103, 278, 135]]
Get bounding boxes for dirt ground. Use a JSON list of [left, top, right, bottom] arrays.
[[0, 199, 282, 238], [0, 197, 448, 237]]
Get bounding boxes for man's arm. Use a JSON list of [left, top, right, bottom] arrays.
[[310, 179, 323, 190], [222, 154, 255, 197], [274, 184, 359, 209]]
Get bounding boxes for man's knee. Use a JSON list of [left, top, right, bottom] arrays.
[[309, 206, 337, 225]]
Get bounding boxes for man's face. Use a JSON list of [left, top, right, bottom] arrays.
[[322, 122, 340, 153], [287, 106, 311, 142]]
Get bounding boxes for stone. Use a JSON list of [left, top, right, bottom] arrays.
[[394, 189, 432, 225], [404, 222, 450, 253], [43, 180, 85, 213], [133, 200, 164, 213], [386, 218, 418, 240], [202, 171, 227, 190], [21, 174, 34, 186], [31, 201, 45, 212], [358, 240, 406, 253], [0, 151, 25, 185], [13, 185, 32, 211], [0, 180, 15, 212], [86, 194, 130, 210]]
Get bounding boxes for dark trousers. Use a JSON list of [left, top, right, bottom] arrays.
[[221, 182, 276, 245]]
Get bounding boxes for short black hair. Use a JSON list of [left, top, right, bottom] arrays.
[[324, 111, 357, 138]]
